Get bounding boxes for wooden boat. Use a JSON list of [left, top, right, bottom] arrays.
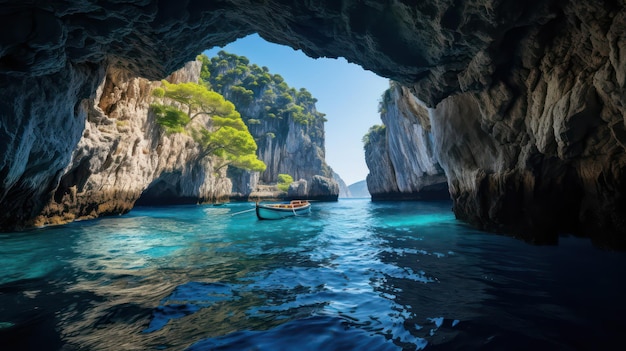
[[255, 200, 311, 220]]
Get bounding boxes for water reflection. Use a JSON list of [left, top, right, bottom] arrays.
[[1, 200, 625, 350], [59, 203, 330, 350]]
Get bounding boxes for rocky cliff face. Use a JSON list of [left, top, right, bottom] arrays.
[[365, 83, 449, 201], [0, 0, 625, 247], [0, 63, 104, 229], [34, 61, 231, 226], [333, 171, 352, 198], [426, 2, 626, 247], [204, 52, 338, 200]]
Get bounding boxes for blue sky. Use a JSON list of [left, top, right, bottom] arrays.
[[204, 34, 389, 186]]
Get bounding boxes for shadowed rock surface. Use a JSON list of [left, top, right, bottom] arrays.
[[0, 0, 625, 247], [34, 61, 232, 226]]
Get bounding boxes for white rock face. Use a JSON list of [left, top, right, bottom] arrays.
[[365, 83, 448, 200], [35, 61, 231, 226]]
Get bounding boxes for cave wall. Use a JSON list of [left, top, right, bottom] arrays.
[[0, 0, 625, 246], [0, 63, 104, 229], [34, 61, 232, 226], [428, 2, 626, 246]]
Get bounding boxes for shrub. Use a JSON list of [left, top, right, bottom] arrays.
[[277, 174, 293, 192]]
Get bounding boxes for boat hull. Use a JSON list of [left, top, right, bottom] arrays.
[[255, 202, 311, 220]]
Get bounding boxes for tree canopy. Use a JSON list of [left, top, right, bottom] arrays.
[[201, 51, 327, 136], [158, 80, 239, 121], [150, 79, 266, 173]]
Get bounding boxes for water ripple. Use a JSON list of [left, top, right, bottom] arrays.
[[1, 200, 625, 350]]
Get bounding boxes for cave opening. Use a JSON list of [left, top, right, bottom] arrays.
[[203, 34, 388, 189]]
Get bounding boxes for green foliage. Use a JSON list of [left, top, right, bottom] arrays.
[[197, 54, 211, 88], [192, 125, 266, 173], [150, 78, 265, 173], [257, 73, 272, 86], [296, 88, 317, 104], [156, 80, 238, 121], [277, 82, 289, 91], [277, 173, 293, 192], [378, 83, 394, 114], [273, 74, 284, 84], [362, 124, 386, 147], [151, 104, 190, 133], [218, 59, 229, 68], [230, 85, 254, 106], [228, 154, 266, 172], [152, 87, 165, 98], [202, 50, 327, 131], [277, 92, 293, 106]]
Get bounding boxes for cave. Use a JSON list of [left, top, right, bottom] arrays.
[[1, 1, 625, 248], [136, 176, 199, 206]]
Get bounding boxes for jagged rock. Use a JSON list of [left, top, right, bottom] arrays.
[[286, 176, 339, 201], [0, 0, 625, 247], [0, 63, 105, 229], [425, 2, 626, 247], [333, 171, 352, 198], [287, 179, 308, 198], [34, 61, 231, 226], [204, 52, 338, 200], [230, 107, 337, 199], [307, 175, 340, 201], [365, 83, 449, 201]]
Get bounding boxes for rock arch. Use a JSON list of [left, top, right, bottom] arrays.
[[1, 1, 625, 247]]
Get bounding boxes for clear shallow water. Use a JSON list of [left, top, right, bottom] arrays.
[[1, 199, 625, 350]]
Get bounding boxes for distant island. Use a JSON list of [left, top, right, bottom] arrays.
[[346, 180, 370, 198]]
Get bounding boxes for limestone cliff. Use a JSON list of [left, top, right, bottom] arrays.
[[333, 171, 352, 198], [0, 0, 625, 247], [204, 52, 339, 200], [365, 83, 449, 201], [34, 61, 231, 226], [426, 2, 626, 246]]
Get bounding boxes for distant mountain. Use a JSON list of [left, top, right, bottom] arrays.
[[347, 180, 370, 198], [333, 171, 352, 198]]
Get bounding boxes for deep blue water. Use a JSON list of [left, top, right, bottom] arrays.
[[1, 199, 626, 350]]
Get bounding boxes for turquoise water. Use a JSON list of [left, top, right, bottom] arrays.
[[1, 199, 625, 350]]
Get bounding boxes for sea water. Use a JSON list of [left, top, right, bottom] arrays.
[[1, 199, 625, 350]]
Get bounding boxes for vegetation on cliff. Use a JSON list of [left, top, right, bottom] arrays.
[[150, 77, 266, 173], [277, 174, 294, 192], [199, 50, 334, 191], [362, 124, 386, 148], [200, 51, 327, 140]]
